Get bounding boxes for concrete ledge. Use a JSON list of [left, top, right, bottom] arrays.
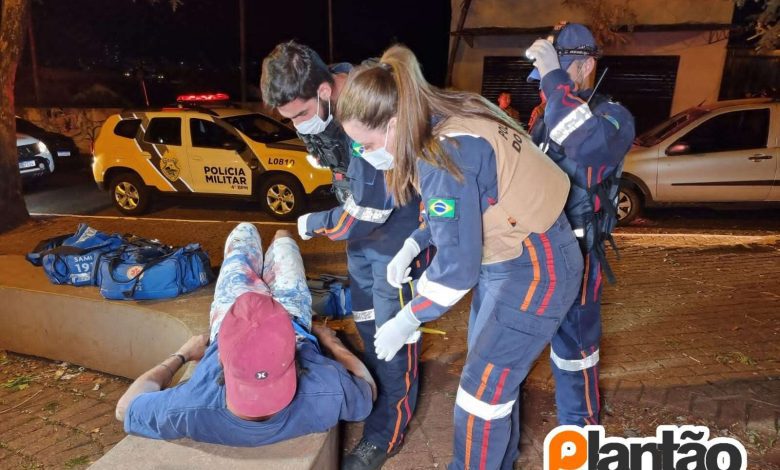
[[89, 431, 338, 470], [0, 255, 337, 469], [0, 255, 212, 379]]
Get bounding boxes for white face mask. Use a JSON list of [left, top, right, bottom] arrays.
[[360, 122, 394, 170], [294, 94, 333, 135]]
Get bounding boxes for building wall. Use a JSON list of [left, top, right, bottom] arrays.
[[451, 31, 729, 115], [449, 0, 734, 116], [17, 107, 121, 155], [453, 0, 734, 29]]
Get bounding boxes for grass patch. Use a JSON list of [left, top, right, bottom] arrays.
[[64, 456, 90, 468], [18, 460, 42, 470], [42, 401, 59, 413], [716, 351, 757, 366], [2, 376, 33, 391]]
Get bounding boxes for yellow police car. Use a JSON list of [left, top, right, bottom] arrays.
[[92, 96, 332, 220]]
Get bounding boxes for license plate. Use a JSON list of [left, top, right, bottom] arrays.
[[19, 161, 36, 169], [57, 151, 71, 157]]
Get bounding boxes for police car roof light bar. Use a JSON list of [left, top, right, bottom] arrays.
[[160, 103, 219, 116], [176, 93, 230, 102]]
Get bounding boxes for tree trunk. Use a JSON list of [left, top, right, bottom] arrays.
[[0, 0, 31, 233]]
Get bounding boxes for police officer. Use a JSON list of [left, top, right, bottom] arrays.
[[261, 41, 428, 470], [526, 23, 636, 426], [337, 45, 583, 470]]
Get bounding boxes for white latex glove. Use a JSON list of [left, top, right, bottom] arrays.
[[297, 213, 313, 241], [386, 238, 421, 288], [374, 304, 421, 362], [525, 39, 561, 80]]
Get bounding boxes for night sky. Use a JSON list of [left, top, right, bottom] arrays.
[[20, 0, 451, 105]]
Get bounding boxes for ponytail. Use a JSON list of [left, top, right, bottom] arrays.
[[380, 46, 464, 205], [339, 45, 522, 206]]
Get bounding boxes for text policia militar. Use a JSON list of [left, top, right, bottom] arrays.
[[204, 166, 247, 185], [544, 425, 747, 470]]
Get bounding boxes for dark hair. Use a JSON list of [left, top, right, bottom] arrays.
[[260, 41, 334, 107]]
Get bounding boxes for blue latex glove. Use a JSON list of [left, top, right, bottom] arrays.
[[374, 303, 421, 361]]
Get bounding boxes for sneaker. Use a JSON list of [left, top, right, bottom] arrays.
[[342, 438, 397, 470]]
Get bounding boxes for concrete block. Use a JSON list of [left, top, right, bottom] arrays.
[[89, 430, 338, 470]]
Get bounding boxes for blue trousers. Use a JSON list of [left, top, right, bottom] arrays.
[[348, 238, 422, 453], [550, 250, 603, 425], [451, 215, 583, 470]]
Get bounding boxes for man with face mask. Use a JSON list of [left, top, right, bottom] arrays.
[[526, 23, 635, 428], [261, 41, 430, 470]]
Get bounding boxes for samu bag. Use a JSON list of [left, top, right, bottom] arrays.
[[307, 274, 352, 319], [26, 224, 124, 286], [98, 243, 214, 300]]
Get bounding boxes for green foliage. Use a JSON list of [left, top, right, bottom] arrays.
[[63, 456, 90, 468], [716, 351, 757, 365], [2, 375, 33, 391], [561, 0, 638, 45], [42, 401, 59, 413], [736, 0, 780, 51]]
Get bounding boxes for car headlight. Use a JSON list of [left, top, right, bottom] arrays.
[[306, 154, 326, 169], [36, 141, 48, 154]]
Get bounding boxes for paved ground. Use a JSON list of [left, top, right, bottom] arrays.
[[0, 216, 778, 469], [0, 353, 128, 469], [340, 232, 780, 470]]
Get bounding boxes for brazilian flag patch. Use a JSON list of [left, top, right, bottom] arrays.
[[351, 141, 365, 158], [428, 198, 456, 218]]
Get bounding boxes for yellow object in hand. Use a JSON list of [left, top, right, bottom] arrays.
[[418, 327, 446, 335]]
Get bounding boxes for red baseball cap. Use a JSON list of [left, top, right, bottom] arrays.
[[219, 292, 297, 418]]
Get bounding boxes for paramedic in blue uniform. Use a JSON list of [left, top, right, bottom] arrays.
[[526, 23, 635, 426], [261, 41, 428, 470], [336, 45, 584, 470], [116, 225, 374, 446]]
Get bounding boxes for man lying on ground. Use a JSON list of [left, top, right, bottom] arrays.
[[115, 224, 375, 446]]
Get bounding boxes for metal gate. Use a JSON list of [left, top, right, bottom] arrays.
[[481, 56, 538, 125], [481, 55, 679, 133], [596, 55, 679, 134]]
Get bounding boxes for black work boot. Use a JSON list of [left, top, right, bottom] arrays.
[[342, 438, 397, 470]]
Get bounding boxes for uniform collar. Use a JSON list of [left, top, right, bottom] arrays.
[[576, 88, 595, 101]]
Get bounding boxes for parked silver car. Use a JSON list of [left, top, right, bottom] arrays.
[[618, 98, 779, 224]]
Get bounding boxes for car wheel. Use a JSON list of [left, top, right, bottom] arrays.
[[259, 174, 305, 220], [110, 172, 152, 215], [616, 186, 641, 225]]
